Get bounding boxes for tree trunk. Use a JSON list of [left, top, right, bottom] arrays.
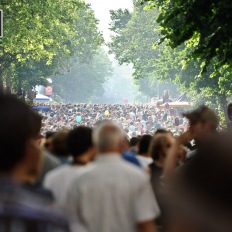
[[28, 89, 35, 104], [0, 67, 4, 94], [5, 69, 11, 94], [17, 77, 22, 96], [219, 94, 231, 131]]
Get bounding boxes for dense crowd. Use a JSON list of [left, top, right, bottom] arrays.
[[0, 94, 231, 232], [36, 103, 188, 138]]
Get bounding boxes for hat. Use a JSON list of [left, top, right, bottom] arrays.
[[183, 105, 219, 128]]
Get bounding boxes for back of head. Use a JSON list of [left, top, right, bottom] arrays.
[[155, 129, 168, 135], [93, 121, 124, 154], [45, 131, 55, 140], [52, 130, 69, 157], [130, 137, 140, 147], [0, 94, 42, 173], [67, 126, 93, 158], [183, 105, 219, 131], [149, 134, 171, 161], [138, 134, 152, 155]]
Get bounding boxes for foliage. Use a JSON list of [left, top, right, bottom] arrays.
[[0, 1, 103, 92], [142, 0, 232, 74], [109, 5, 160, 80], [52, 49, 113, 103], [108, 3, 179, 98], [109, 1, 232, 127]]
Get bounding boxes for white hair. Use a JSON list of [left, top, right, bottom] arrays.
[[93, 121, 124, 153]]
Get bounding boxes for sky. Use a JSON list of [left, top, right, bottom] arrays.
[[85, 0, 133, 42]]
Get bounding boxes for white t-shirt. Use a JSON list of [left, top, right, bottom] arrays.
[[65, 154, 160, 232], [136, 155, 153, 168], [43, 164, 93, 210]]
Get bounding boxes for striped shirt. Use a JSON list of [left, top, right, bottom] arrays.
[[65, 153, 160, 232]]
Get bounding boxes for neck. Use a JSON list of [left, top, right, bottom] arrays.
[[10, 165, 35, 185], [154, 159, 164, 168], [99, 150, 121, 155], [139, 153, 151, 158], [73, 154, 90, 166]]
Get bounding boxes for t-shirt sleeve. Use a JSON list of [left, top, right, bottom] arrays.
[[134, 177, 160, 223]]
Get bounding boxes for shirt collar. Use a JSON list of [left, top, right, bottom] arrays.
[[95, 153, 122, 163]]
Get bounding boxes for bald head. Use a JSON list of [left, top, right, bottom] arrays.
[[93, 121, 124, 154]]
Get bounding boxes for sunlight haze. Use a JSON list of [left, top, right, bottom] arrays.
[[85, 0, 133, 41]]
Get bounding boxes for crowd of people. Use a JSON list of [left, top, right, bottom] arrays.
[[0, 94, 232, 232], [36, 102, 188, 138]]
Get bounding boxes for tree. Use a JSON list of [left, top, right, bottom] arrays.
[[0, 1, 103, 93], [52, 49, 113, 103], [109, 1, 232, 127], [109, 5, 160, 80], [142, 0, 232, 74], [108, 3, 179, 98]]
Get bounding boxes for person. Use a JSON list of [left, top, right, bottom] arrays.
[[163, 90, 170, 103], [148, 134, 173, 230], [44, 131, 55, 153], [129, 136, 140, 153], [183, 105, 219, 160], [149, 134, 172, 196], [136, 134, 153, 169], [44, 126, 95, 209], [65, 121, 160, 232], [122, 136, 142, 168], [35, 131, 60, 187], [0, 94, 70, 231], [166, 134, 232, 232]]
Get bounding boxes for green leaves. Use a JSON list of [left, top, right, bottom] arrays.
[[53, 49, 113, 102], [0, 0, 104, 93], [142, 0, 232, 73]]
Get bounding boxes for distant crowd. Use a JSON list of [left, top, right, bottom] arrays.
[[36, 102, 188, 138]]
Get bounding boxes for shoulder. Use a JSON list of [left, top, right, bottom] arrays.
[[43, 152, 60, 166], [118, 158, 149, 182], [44, 165, 69, 185]]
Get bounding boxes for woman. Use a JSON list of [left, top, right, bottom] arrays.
[[149, 133, 173, 231]]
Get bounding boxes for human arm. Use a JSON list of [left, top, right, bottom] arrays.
[[137, 220, 158, 232]]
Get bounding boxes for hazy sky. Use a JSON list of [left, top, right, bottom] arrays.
[[85, 0, 133, 42]]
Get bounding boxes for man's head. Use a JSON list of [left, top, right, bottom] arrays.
[[44, 131, 55, 153], [51, 130, 69, 157], [67, 126, 95, 162], [183, 105, 219, 142], [0, 94, 42, 181], [93, 121, 124, 154], [130, 137, 140, 148], [138, 134, 152, 156]]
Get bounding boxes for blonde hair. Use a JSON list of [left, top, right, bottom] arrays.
[[149, 134, 171, 160]]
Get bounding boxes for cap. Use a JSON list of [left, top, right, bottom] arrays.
[[183, 105, 219, 129]]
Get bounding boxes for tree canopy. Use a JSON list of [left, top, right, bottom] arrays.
[[142, 0, 232, 74], [0, 1, 103, 93], [52, 49, 113, 103]]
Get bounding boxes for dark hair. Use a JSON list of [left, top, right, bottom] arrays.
[[45, 131, 55, 139], [138, 134, 152, 154], [155, 129, 168, 135], [130, 137, 140, 147], [0, 94, 41, 172], [67, 126, 93, 158], [52, 130, 69, 157]]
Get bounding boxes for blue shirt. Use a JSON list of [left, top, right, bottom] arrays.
[[123, 151, 142, 168]]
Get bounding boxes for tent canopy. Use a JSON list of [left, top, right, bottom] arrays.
[[158, 101, 191, 109], [36, 94, 52, 102]]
